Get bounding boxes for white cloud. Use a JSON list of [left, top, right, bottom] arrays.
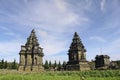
[[100, 0, 120, 30], [0, 0, 90, 31], [54, 0, 67, 12], [90, 36, 106, 42], [0, 40, 22, 55], [102, 38, 120, 53], [0, 39, 24, 62], [110, 54, 120, 61], [42, 41, 67, 55], [100, 0, 106, 12], [36, 30, 68, 55], [0, 26, 15, 36]]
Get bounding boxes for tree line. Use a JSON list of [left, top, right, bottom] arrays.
[[43, 60, 66, 71], [0, 59, 66, 70], [0, 59, 18, 69]]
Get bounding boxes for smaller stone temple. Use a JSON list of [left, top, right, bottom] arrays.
[[95, 55, 110, 69], [18, 29, 44, 71], [66, 32, 90, 71]]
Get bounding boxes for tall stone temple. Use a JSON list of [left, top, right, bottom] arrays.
[[18, 29, 44, 71], [66, 32, 90, 71]]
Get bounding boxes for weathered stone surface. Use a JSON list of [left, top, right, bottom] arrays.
[[66, 32, 90, 71], [95, 55, 110, 69], [18, 29, 44, 71], [66, 61, 90, 71], [109, 61, 120, 70]]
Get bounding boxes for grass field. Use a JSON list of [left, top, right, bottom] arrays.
[[0, 70, 120, 80]]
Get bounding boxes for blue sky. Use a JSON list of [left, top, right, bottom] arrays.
[[0, 0, 120, 63]]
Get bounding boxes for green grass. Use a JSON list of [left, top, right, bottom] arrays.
[[0, 70, 120, 80]]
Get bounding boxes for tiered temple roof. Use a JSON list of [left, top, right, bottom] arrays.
[[20, 29, 44, 56], [68, 32, 86, 61]]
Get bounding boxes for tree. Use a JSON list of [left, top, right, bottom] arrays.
[[11, 59, 17, 69], [54, 60, 57, 68], [62, 61, 66, 70], [4, 60, 7, 69], [49, 60, 52, 68], [58, 61, 62, 71], [0, 59, 2, 69], [0, 59, 4, 69], [44, 60, 49, 69]]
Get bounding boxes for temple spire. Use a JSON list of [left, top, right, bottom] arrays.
[[26, 29, 39, 46], [70, 32, 86, 52], [74, 32, 79, 37], [31, 29, 35, 33]]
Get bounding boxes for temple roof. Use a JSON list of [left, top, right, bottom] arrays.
[[69, 32, 86, 52], [25, 29, 39, 46], [96, 55, 110, 59], [20, 29, 44, 56]]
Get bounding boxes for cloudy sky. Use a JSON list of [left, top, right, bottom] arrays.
[[0, 0, 120, 63]]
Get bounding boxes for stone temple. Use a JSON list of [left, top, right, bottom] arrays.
[[18, 29, 44, 71], [95, 55, 110, 69], [66, 32, 90, 71]]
